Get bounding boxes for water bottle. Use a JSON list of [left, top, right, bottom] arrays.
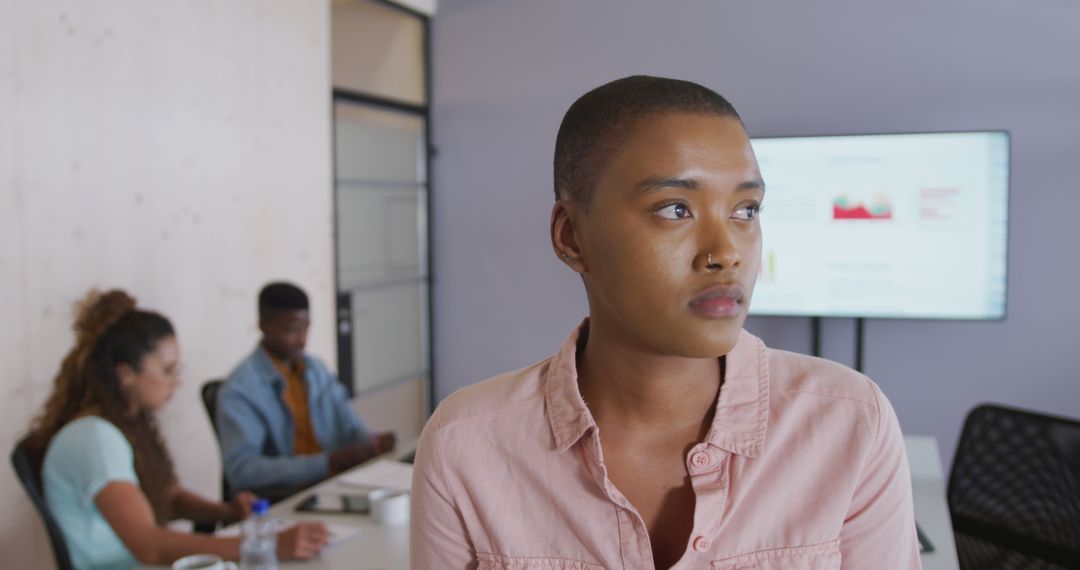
[[239, 499, 278, 570]]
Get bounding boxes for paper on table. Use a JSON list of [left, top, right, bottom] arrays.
[[216, 524, 241, 537], [324, 523, 362, 548], [337, 459, 413, 492]]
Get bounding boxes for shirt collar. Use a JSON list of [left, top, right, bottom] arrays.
[[265, 349, 303, 376], [254, 344, 305, 387], [704, 327, 770, 457], [544, 322, 595, 452], [544, 320, 770, 458]]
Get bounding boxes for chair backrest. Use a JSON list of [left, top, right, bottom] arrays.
[[948, 403, 1080, 569], [201, 379, 225, 436], [200, 379, 232, 508], [10, 437, 75, 570]]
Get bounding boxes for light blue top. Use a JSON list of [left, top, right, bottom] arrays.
[[216, 345, 370, 492], [43, 416, 139, 570]]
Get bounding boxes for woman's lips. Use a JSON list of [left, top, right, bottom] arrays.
[[689, 285, 745, 318]]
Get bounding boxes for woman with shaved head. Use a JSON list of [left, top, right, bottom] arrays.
[[411, 76, 920, 570]]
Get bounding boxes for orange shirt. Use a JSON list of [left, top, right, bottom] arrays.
[[269, 355, 322, 455]]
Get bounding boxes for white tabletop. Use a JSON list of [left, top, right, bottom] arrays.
[[251, 446, 415, 570], [904, 435, 960, 570], [268, 482, 410, 569]]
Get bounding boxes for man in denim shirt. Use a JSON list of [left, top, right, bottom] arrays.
[[216, 282, 396, 499]]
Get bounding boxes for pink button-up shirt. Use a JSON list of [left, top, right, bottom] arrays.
[[412, 324, 921, 569]]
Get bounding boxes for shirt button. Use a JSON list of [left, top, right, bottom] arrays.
[[693, 536, 711, 552], [691, 451, 710, 467]]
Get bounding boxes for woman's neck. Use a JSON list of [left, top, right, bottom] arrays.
[[577, 321, 723, 436], [72, 405, 103, 420]]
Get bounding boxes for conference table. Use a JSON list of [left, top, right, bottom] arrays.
[[905, 435, 960, 570], [243, 446, 415, 570], [147, 436, 958, 569]]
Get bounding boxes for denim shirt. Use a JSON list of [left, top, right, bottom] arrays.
[[216, 345, 370, 492]]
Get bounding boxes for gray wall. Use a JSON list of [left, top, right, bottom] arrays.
[[429, 0, 1080, 466]]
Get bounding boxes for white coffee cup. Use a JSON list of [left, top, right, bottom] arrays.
[[369, 489, 410, 526], [171, 554, 237, 570]]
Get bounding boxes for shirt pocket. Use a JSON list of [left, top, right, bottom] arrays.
[[476, 553, 605, 569], [711, 539, 841, 570]]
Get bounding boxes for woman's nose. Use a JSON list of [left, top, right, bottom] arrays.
[[693, 223, 742, 273]]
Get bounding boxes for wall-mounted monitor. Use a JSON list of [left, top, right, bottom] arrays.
[[749, 131, 1009, 320]]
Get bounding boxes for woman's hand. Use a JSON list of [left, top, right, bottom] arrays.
[[224, 491, 258, 523], [277, 521, 330, 560]]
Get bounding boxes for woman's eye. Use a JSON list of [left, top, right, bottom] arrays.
[[655, 203, 692, 220], [732, 203, 762, 221]]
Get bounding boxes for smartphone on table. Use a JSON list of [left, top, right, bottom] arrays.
[[295, 492, 370, 514]]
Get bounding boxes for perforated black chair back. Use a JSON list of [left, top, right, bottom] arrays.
[[201, 379, 225, 436], [199, 379, 231, 528], [947, 404, 1080, 569], [10, 437, 75, 570]]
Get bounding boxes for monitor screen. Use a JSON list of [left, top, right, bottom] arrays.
[[749, 131, 1009, 320]]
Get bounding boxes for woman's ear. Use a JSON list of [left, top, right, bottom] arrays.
[[550, 200, 586, 273], [115, 362, 136, 388]]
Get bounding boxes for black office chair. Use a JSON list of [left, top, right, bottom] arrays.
[[198, 379, 229, 533], [201, 379, 299, 506], [947, 403, 1080, 569], [201, 379, 225, 437], [10, 437, 75, 570]]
